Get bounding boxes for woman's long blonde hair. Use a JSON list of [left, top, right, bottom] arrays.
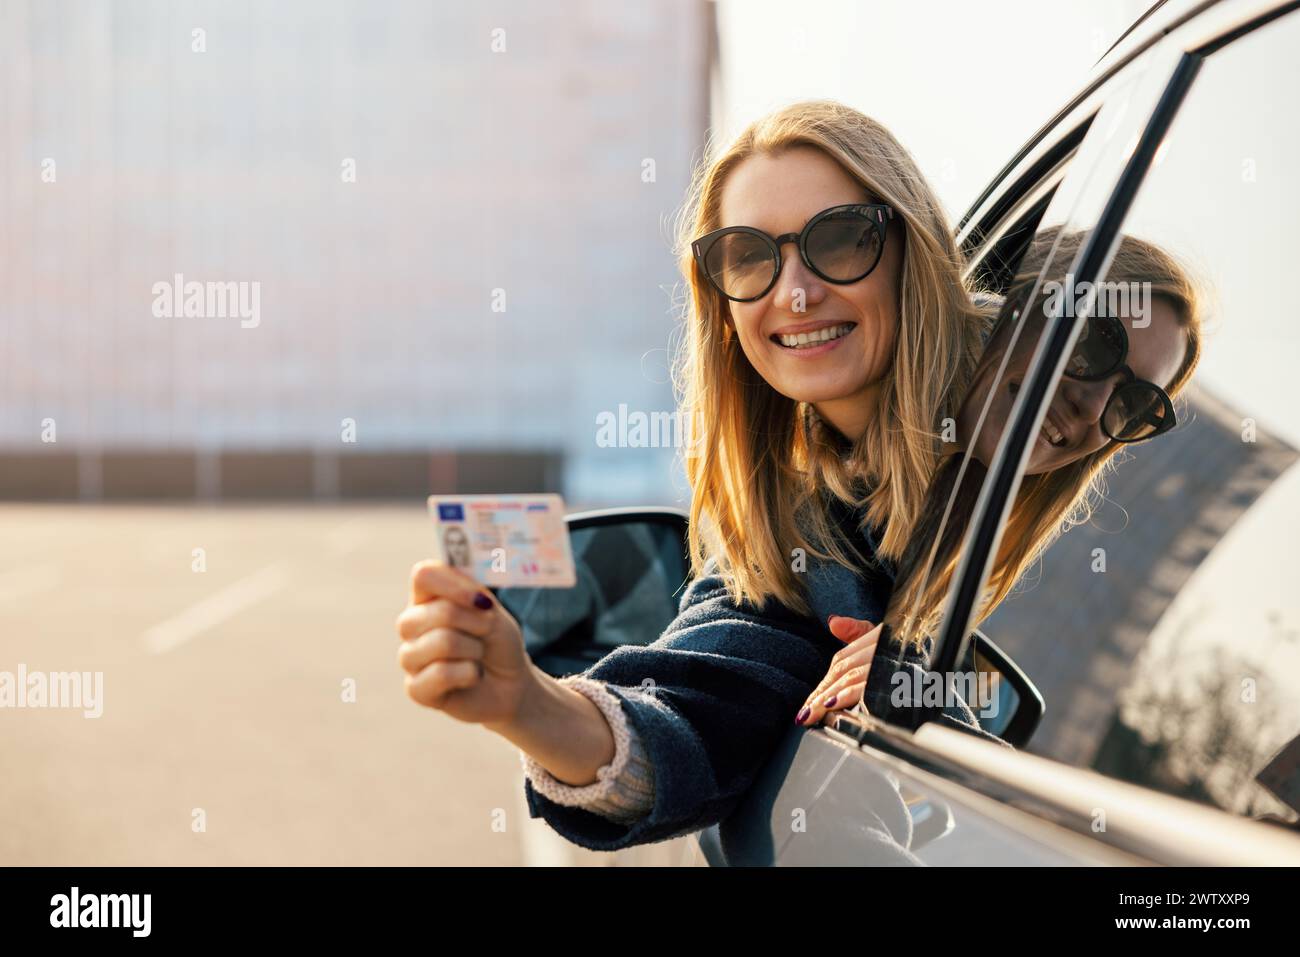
[[671, 100, 992, 615]]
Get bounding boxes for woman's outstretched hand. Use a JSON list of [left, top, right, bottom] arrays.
[[395, 560, 537, 730], [795, 615, 883, 727]]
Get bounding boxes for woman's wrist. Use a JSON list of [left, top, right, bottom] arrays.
[[486, 664, 617, 787], [483, 661, 551, 747]]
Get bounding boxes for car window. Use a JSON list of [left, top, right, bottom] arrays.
[[963, 186, 1054, 298], [861, 55, 1167, 723], [959, 114, 1094, 287], [496, 515, 689, 671], [961, 11, 1300, 826]]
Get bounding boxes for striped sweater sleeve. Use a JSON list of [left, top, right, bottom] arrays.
[[518, 675, 656, 823]]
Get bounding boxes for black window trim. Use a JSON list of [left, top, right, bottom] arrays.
[[958, 117, 1093, 264], [962, 173, 1061, 296]]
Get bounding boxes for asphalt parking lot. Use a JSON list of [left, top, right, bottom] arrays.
[[0, 503, 611, 866]]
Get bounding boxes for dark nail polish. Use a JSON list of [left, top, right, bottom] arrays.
[[824, 695, 837, 708], [473, 592, 493, 610], [795, 706, 810, 725]]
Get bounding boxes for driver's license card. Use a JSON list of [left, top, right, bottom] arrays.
[[427, 493, 576, 588]]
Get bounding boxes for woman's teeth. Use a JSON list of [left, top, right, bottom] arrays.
[[774, 323, 855, 349], [1040, 421, 1066, 447]]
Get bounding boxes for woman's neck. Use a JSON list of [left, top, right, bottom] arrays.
[[813, 382, 881, 445]]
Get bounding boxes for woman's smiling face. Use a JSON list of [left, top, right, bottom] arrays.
[[717, 146, 903, 428]]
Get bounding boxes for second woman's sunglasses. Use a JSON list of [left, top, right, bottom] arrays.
[[1064, 314, 1177, 443], [691, 203, 895, 302]]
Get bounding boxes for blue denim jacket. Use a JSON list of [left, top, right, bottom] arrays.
[[522, 510, 1005, 852]]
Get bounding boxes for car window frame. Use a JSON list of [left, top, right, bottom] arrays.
[[929, 51, 1203, 682], [931, 1, 1300, 685], [955, 1, 1292, 244], [812, 0, 1300, 868]]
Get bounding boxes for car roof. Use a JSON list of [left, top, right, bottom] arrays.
[[959, 0, 1288, 235]]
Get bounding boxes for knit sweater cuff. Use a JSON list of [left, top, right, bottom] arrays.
[[519, 676, 656, 824]]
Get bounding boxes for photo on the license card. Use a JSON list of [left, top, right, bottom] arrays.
[[427, 494, 577, 588]]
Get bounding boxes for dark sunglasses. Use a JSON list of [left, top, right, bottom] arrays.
[[1063, 314, 1176, 442], [691, 203, 895, 303]]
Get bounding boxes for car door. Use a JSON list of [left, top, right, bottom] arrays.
[[942, 0, 1300, 832]]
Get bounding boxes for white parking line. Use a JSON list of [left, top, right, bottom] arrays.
[[142, 562, 290, 655], [0, 564, 61, 604]]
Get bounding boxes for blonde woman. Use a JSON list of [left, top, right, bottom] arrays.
[[394, 100, 993, 851]]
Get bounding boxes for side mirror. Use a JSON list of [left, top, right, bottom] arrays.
[[959, 630, 1046, 749], [492, 508, 690, 678]]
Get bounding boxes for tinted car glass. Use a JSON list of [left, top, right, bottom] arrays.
[[973, 12, 1300, 826], [860, 60, 1160, 726]]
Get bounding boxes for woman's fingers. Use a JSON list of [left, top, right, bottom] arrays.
[[828, 614, 874, 644], [801, 617, 877, 697], [813, 615, 877, 699], [405, 659, 481, 709], [796, 615, 882, 726], [397, 627, 486, 677], [409, 559, 493, 610], [397, 559, 533, 724], [798, 652, 871, 722], [800, 661, 871, 726], [828, 622, 880, 669], [817, 678, 866, 726], [396, 596, 493, 642]]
